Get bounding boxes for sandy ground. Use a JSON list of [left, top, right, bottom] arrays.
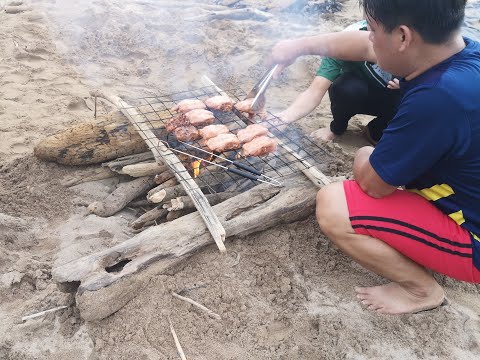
[[1, 0, 480, 359]]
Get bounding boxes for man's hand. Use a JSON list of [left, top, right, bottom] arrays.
[[387, 78, 400, 90], [268, 39, 304, 78]]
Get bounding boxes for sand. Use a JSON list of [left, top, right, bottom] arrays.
[[0, 0, 479, 359]]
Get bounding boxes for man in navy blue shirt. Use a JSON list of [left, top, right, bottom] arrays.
[[270, 0, 480, 314]]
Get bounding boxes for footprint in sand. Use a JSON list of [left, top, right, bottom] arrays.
[[11, 142, 29, 154]]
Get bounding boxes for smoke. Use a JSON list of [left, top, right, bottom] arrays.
[[33, 0, 345, 99]]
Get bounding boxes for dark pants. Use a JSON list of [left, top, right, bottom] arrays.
[[328, 72, 401, 142]]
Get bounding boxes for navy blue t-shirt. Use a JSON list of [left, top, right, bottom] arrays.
[[370, 38, 480, 270]]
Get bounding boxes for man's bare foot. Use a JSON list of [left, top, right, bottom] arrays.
[[310, 127, 336, 141], [355, 282, 445, 314]]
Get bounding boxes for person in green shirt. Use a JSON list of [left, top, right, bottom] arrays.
[[276, 20, 401, 144]]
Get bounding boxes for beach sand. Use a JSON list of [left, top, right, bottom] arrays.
[[1, 1, 479, 359]]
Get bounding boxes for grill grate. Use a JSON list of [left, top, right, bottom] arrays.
[[120, 85, 332, 193]]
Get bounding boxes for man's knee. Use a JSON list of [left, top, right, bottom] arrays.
[[316, 182, 350, 238]]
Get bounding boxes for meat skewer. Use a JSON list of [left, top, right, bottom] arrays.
[[236, 123, 269, 143], [242, 136, 277, 157], [205, 95, 234, 112], [165, 114, 189, 133], [198, 124, 230, 140], [206, 133, 241, 153], [184, 109, 215, 127], [176, 139, 282, 186], [234, 98, 267, 120], [174, 125, 201, 142], [157, 140, 281, 186], [171, 99, 206, 113]]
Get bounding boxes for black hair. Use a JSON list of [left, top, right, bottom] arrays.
[[361, 0, 467, 44]]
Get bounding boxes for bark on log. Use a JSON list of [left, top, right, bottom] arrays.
[[34, 112, 148, 165], [52, 175, 317, 321], [129, 206, 168, 230], [103, 152, 155, 173], [121, 162, 168, 177], [88, 176, 156, 217]]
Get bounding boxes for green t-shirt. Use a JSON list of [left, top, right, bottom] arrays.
[[316, 21, 394, 88]]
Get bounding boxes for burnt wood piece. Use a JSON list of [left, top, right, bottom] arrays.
[[52, 175, 316, 321], [88, 176, 156, 217], [34, 112, 148, 165]]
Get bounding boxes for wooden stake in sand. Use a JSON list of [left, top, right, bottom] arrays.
[[22, 305, 68, 322], [168, 316, 187, 360], [172, 292, 221, 320]]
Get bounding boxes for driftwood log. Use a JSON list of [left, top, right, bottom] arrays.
[[103, 152, 155, 172], [121, 162, 168, 177], [34, 112, 148, 165], [53, 175, 318, 321], [166, 192, 239, 211], [88, 176, 156, 217], [129, 206, 168, 230], [147, 181, 183, 204], [60, 167, 117, 187]]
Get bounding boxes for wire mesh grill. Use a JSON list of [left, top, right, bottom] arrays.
[[120, 85, 332, 194]]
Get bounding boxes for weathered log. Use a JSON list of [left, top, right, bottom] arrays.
[[154, 171, 175, 185], [103, 152, 155, 173], [121, 162, 168, 177], [34, 112, 148, 165], [147, 180, 183, 204], [166, 209, 193, 222], [129, 206, 168, 230], [60, 167, 117, 187], [52, 175, 317, 321], [166, 192, 239, 211], [88, 176, 156, 217]]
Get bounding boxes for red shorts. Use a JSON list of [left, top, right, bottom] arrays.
[[343, 180, 480, 283]]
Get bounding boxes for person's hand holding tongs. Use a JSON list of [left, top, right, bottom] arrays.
[[244, 64, 278, 112]]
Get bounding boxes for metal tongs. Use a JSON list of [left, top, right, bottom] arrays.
[[245, 64, 278, 112]]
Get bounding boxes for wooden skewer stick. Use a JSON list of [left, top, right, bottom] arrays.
[[22, 306, 68, 322], [168, 316, 187, 360], [172, 292, 221, 320]]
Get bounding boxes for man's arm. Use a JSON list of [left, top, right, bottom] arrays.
[[270, 31, 376, 75], [353, 146, 397, 198], [277, 76, 332, 123]]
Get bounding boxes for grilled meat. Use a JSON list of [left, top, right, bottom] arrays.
[[199, 124, 230, 140], [236, 124, 269, 143], [185, 109, 215, 127], [174, 125, 201, 142], [165, 114, 189, 133], [206, 133, 241, 153], [205, 95, 234, 112], [171, 99, 206, 113], [242, 136, 277, 157], [234, 98, 267, 119]]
